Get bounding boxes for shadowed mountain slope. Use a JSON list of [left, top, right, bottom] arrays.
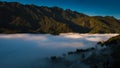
[[0, 1, 120, 34]]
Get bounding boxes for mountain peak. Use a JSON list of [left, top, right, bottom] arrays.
[[0, 1, 120, 34]]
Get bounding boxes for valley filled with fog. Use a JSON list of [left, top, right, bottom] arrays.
[[0, 33, 118, 68]]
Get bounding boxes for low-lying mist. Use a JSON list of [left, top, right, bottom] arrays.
[[0, 33, 118, 68]]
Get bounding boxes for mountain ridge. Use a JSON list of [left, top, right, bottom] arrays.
[[0, 1, 120, 34]]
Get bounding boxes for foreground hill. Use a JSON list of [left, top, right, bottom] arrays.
[[46, 35, 120, 68], [0, 1, 120, 34]]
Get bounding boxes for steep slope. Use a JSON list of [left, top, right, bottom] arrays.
[[0, 1, 120, 34], [47, 35, 120, 68], [104, 35, 120, 68], [72, 16, 120, 33]]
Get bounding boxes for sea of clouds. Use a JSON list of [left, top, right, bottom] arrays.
[[0, 33, 118, 68]]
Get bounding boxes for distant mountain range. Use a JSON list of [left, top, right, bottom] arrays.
[[0, 1, 120, 34]]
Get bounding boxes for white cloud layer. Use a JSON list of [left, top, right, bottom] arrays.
[[0, 33, 118, 68]]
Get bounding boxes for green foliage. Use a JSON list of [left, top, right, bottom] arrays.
[[105, 35, 120, 45]]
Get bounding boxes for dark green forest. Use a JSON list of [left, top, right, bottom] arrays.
[[0, 1, 120, 34]]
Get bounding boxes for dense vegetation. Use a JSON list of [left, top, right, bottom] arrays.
[[104, 35, 120, 68], [48, 35, 120, 68], [104, 35, 120, 45], [0, 1, 120, 34]]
